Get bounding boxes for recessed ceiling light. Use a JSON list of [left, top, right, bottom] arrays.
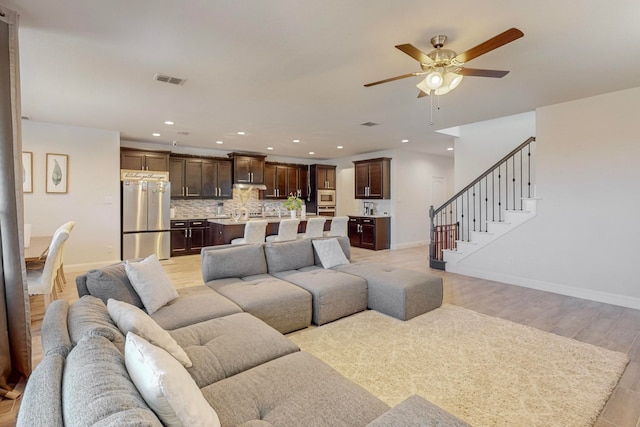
[[164, 121, 174, 125], [309, 151, 315, 155], [267, 147, 274, 150], [152, 133, 161, 137], [237, 131, 246, 135], [337, 145, 343, 149], [401, 139, 409, 143], [447, 147, 454, 151], [293, 139, 300, 143], [216, 141, 223, 145]]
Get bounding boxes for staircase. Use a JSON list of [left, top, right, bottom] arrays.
[[430, 137, 536, 272]]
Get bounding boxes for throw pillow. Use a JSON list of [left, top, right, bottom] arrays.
[[312, 238, 350, 269], [107, 299, 192, 368], [125, 333, 221, 427], [125, 254, 178, 314]]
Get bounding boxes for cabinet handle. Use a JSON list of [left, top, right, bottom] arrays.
[[189, 229, 192, 238], [175, 222, 185, 226], [184, 230, 188, 238]]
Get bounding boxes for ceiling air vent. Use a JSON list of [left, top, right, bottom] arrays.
[[361, 121, 379, 127], [176, 130, 190, 136], [153, 73, 187, 86]]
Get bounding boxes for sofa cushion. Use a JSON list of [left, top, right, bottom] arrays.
[[125, 254, 179, 314], [62, 335, 161, 426], [201, 351, 389, 426], [40, 299, 72, 357], [107, 299, 191, 368], [84, 262, 144, 308], [366, 395, 471, 426], [68, 296, 125, 353], [169, 313, 300, 388], [201, 244, 267, 281], [16, 354, 64, 427], [312, 238, 350, 269], [206, 275, 311, 334], [274, 268, 367, 325], [125, 332, 221, 427], [264, 238, 314, 273], [150, 286, 243, 330]]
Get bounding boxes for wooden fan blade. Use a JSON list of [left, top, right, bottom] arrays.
[[458, 68, 510, 78], [364, 72, 422, 87], [417, 90, 429, 98], [395, 44, 434, 64], [454, 28, 524, 64]]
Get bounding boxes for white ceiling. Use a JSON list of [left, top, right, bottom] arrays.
[[5, 0, 640, 160]]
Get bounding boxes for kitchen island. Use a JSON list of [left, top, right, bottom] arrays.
[[208, 216, 332, 245]]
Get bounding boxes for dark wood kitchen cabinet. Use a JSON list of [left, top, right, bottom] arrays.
[[120, 148, 170, 171], [311, 164, 336, 190], [170, 156, 232, 199], [202, 159, 233, 198], [231, 153, 266, 185], [354, 158, 391, 199], [348, 216, 390, 250], [264, 163, 308, 199], [170, 219, 209, 256]]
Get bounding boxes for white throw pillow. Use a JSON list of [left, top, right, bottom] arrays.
[[107, 299, 192, 368], [124, 333, 221, 427], [312, 238, 350, 269], [125, 254, 179, 314]]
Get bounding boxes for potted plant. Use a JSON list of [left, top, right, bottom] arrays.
[[283, 194, 303, 218]]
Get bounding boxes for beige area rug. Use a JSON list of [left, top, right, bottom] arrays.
[[289, 304, 629, 427]]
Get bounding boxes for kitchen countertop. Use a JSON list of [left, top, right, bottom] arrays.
[[171, 215, 230, 221], [349, 214, 391, 218], [208, 215, 323, 225]]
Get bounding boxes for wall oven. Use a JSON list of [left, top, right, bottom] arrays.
[[317, 206, 336, 217], [317, 190, 336, 207]]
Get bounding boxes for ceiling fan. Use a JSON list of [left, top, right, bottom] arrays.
[[364, 28, 524, 98]]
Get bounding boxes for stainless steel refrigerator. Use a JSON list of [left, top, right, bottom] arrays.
[[121, 180, 171, 260]]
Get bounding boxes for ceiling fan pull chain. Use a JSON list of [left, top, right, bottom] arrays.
[[429, 94, 435, 126]]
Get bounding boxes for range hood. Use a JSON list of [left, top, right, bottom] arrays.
[[233, 183, 267, 190]]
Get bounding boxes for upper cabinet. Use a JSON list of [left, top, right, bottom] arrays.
[[264, 163, 308, 199], [353, 158, 391, 199], [231, 153, 266, 185], [120, 148, 170, 171], [312, 165, 336, 190], [170, 155, 232, 199]]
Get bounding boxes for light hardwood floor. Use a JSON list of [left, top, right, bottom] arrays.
[[2, 246, 639, 426]]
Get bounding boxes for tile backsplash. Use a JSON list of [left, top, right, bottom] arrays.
[[171, 189, 289, 218]]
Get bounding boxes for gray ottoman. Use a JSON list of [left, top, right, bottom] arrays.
[[335, 263, 442, 320]]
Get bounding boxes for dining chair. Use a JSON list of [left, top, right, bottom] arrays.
[[323, 216, 348, 237], [266, 219, 300, 242], [231, 220, 268, 245], [26, 229, 69, 309], [56, 221, 75, 288], [298, 217, 326, 239]]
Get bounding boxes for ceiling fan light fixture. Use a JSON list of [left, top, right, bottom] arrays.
[[416, 79, 432, 95], [425, 71, 443, 90]]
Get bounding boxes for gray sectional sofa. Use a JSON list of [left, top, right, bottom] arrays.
[[18, 236, 470, 426]]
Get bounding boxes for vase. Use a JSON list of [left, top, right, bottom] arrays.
[[290, 210, 296, 219]]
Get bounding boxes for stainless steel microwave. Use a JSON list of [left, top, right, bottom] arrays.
[[317, 189, 336, 206]]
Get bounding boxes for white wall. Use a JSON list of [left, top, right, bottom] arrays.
[[22, 121, 121, 270], [454, 112, 536, 190], [334, 149, 454, 249], [455, 87, 640, 309]]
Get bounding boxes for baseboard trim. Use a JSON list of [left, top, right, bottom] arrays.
[[454, 266, 640, 310]]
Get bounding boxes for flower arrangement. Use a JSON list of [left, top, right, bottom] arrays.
[[283, 194, 303, 211]]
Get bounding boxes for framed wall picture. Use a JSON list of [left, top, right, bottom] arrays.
[[22, 151, 33, 193], [46, 153, 68, 194]]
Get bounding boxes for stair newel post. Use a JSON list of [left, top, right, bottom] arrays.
[[429, 205, 436, 267]]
